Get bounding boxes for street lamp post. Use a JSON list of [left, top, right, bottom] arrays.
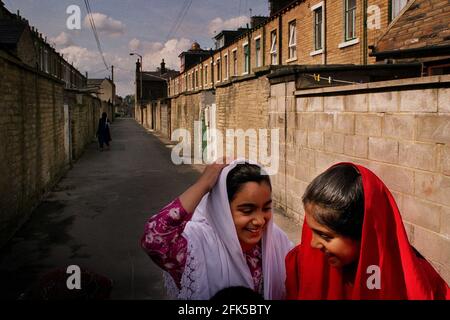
[[129, 53, 143, 102]]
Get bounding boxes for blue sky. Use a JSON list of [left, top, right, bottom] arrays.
[[3, 0, 269, 96]]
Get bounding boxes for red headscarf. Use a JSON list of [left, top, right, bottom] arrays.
[[285, 163, 449, 300]]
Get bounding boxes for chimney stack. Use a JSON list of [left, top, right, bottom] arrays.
[[160, 59, 166, 75]]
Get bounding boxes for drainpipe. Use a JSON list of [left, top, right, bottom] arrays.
[[262, 22, 266, 67], [323, 0, 327, 65], [363, 0, 368, 65], [278, 14, 282, 65]]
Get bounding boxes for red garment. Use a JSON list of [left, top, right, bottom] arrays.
[[286, 163, 449, 300]]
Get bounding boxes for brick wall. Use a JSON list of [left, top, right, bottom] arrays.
[[168, 0, 393, 94], [0, 52, 67, 247], [67, 92, 105, 160], [0, 52, 102, 248], [269, 74, 450, 283], [171, 92, 202, 140], [160, 102, 169, 137], [215, 76, 271, 158]]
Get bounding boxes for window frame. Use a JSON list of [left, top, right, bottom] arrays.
[[242, 42, 250, 75], [344, 0, 357, 42], [270, 30, 278, 65], [389, 0, 408, 23], [232, 48, 238, 76], [287, 20, 297, 61], [311, 2, 325, 54], [216, 57, 221, 83], [204, 63, 209, 85], [210, 60, 214, 85], [254, 35, 262, 68], [224, 53, 229, 80]]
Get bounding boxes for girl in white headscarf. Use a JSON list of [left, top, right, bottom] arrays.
[[141, 159, 293, 300]]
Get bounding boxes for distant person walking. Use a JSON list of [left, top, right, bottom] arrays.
[[96, 112, 112, 151]]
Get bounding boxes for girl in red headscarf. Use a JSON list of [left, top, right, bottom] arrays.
[[285, 163, 449, 300]]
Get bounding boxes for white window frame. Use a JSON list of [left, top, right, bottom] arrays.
[[339, 0, 359, 49], [210, 60, 214, 85], [204, 63, 209, 85], [188, 72, 191, 90], [390, 0, 408, 22], [344, 0, 357, 42], [254, 35, 262, 68], [195, 69, 199, 89], [224, 52, 229, 80], [216, 58, 221, 83], [44, 49, 49, 73], [270, 30, 277, 65], [242, 42, 249, 75], [311, 2, 325, 56], [232, 48, 238, 76], [287, 20, 297, 62]]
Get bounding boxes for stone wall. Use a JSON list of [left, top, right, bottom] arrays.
[[0, 52, 103, 248], [160, 101, 169, 137], [215, 76, 271, 158], [269, 74, 450, 283], [65, 91, 108, 160]]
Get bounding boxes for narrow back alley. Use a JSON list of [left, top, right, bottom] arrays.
[[0, 118, 200, 299]]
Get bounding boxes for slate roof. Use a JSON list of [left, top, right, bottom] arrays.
[[376, 0, 450, 53]]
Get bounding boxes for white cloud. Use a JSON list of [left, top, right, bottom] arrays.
[[129, 38, 191, 71], [58, 36, 191, 96], [50, 32, 74, 48], [83, 13, 125, 37], [208, 15, 250, 36], [128, 38, 141, 51], [59, 45, 140, 96], [59, 45, 98, 69]]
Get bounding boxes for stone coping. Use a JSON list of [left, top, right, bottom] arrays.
[[294, 74, 450, 97]]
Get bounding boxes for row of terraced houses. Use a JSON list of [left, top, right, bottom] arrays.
[[134, 0, 450, 283]]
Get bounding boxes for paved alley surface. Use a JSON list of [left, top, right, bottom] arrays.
[[0, 118, 301, 300], [0, 118, 202, 299]]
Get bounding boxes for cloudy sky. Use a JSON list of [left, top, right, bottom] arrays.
[[3, 0, 269, 96]]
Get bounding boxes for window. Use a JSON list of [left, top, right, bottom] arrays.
[[243, 43, 249, 74], [314, 5, 323, 51], [39, 47, 43, 71], [195, 70, 199, 88], [44, 49, 49, 73], [204, 65, 208, 85], [390, 0, 408, 21], [210, 61, 214, 84], [270, 30, 277, 65], [344, 0, 357, 41], [288, 21, 297, 60], [216, 58, 221, 82], [224, 54, 229, 79], [232, 49, 238, 76], [255, 37, 261, 67], [200, 67, 203, 87]]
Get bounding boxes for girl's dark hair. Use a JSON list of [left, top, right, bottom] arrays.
[[226, 163, 271, 202], [101, 112, 107, 119], [302, 164, 364, 240]]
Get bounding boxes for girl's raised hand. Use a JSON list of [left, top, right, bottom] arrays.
[[179, 157, 232, 213]]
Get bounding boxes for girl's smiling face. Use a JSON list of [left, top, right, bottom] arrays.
[[229, 181, 272, 252], [305, 203, 361, 268]]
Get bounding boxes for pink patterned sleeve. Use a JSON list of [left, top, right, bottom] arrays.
[[140, 198, 193, 288]]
